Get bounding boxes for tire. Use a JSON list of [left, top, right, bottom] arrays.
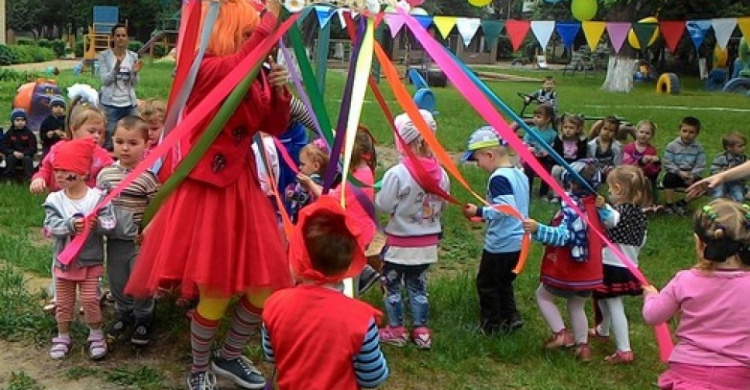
[[722, 77, 750, 95], [656, 72, 680, 94]]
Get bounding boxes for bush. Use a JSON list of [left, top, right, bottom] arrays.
[[152, 43, 168, 58], [129, 40, 144, 53], [75, 40, 84, 58], [37, 38, 51, 48], [51, 39, 66, 58], [0, 45, 17, 65], [16, 38, 35, 46], [0, 45, 56, 64]]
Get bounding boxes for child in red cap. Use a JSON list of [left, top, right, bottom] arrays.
[[261, 196, 389, 390], [43, 138, 116, 361]]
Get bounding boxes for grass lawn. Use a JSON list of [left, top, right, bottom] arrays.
[[0, 61, 746, 389]]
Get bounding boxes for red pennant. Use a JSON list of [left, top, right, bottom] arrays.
[[659, 21, 685, 54], [505, 20, 531, 52]]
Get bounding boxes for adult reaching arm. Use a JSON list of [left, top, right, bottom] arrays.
[[687, 160, 750, 198]]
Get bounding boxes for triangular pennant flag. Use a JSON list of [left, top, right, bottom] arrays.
[[632, 22, 658, 50], [336, 9, 347, 29], [556, 22, 581, 48], [582, 21, 606, 52], [385, 13, 406, 38], [433, 16, 458, 39], [415, 15, 433, 30], [530, 21, 555, 49], [712, 18, 737, 50], [606, 22, 631, 54], [659, 21, 684, 53], [686, 20, 712, 50], [314, 5, 336, 29], [456, 18, 481, 47], [739, 17, 750, 39], [481, 20, 505, 49], [505, 20, 531, 51], [297, 7, 314, 26]]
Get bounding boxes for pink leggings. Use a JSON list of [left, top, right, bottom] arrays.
[[55, 277, 102, 324]]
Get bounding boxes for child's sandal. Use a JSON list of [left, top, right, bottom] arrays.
[[50, 337, 71, 359], [88, 334, 108, 360]]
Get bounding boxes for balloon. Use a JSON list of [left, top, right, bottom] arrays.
[[410, 6, 428, 15], [468, 0, 492, 7], [407, 0, 425, 6], [628, 17, 659, 49], [571, 0, 597, 21], [714, 45, 728, 68]]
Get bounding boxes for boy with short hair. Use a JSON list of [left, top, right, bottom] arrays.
[[709, 132, 747, 202], [2, 108, 37, 181], [462, 127, 530, 335], [662, 116, 706, 215], [40, 96, 67, 162], [261, 196, 389, 390], [525, 76, 558, 113], [587, 116, 623, 178]]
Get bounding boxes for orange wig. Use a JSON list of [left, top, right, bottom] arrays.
[[201, 0, 260, 57]]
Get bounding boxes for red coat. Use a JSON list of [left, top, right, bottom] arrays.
[[540, 195, 604, 291], [263, 285, 379, 390], [179, 13, 291, 188]]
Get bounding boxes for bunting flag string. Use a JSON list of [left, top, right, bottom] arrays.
[[385, 13, 406, 38], [632, 22, 659, 51], [506, 20, 531, 51], [556, 22, 581, 48], [314, 5, 336, 28], [711, 18, 737, 50], [659, 21, 685, 54], [582, 21, 605, 52], [480, 20, 505, 49], [433, 16, 458, 39], [606, 22, 631, 54], [739, 17, 750, 39], [530, 20, 555, 49], [686, 20, 712, 50], [456, 18, 481, 47]]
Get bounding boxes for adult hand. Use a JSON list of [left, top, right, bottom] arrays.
[[522, 219, 539, 234], [133, 60, 143, 73], [267, 56, 288, 90], [687, 175, 723, 198], [642, 285, 658, 294], [29, 178, 47, 194], [462, 204, 478, 219]]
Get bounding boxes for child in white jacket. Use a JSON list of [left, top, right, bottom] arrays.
[[375, 110, 449, 350]]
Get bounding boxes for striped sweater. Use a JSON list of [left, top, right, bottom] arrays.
[[96, 162, 160, 239], [663, 137, 706, 177]]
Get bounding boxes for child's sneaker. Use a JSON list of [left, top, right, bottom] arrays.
[[605, 350, 634, 364], [379, 325, 408, 347], [49, 335, 71, 359], [130, 320, 152, 346], [412, 327, 432, 350], [545, 329, 574, 349], [575, 343, 592, 362], [588, 327, 610, 342], [106, 314, 134, 341], [87, 331, 108, 360]]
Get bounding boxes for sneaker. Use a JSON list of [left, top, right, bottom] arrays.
[[508, 313, 524, 331], [187, 371, 217, 390], [605, 350, 635, 364], [549, 197, 560, 204], [379, 325, 409, 347], [575, 343, 592, 362], [211, 354, 266, 389], [588, 327, 610, 342], [106, 315, 134, 341], [130, 321, 152, 346], [43, 300, 57, 316], [412, 327, 432, 349], [358, 265, 380, 296], [545, 329, 574, 349]]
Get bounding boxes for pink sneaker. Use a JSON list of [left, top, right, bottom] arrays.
[[605, 350, 634, 364], [379, 325, 408, 347], [412, 327, 432, 350], [545, 329, 575, 349]]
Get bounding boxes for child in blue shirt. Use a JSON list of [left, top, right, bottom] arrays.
[[463, 127, 530, 335], [514, 104, 557, 200]]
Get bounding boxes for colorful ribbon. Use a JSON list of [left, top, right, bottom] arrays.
[[397, 10, 673, 361], [57, 15, 299, 265]]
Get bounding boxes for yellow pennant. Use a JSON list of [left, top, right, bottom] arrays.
[[433, 16, 458, 39], [738, 17, 750, 40], [582, 21, 606, 52], [340, 18, 375, 208]]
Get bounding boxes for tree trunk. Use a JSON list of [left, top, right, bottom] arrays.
[[601, 55, 636, 92]]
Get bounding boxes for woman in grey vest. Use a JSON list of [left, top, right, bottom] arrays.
[[99, 23, 141, 151]]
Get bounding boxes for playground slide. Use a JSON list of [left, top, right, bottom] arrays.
[[138, 30, 177, 56]]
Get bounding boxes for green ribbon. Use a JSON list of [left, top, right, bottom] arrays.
[[316, 20, 332, 96], [142, 63, 263, 227]]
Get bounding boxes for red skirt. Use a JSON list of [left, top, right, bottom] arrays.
[[126, 168, 292, 299]]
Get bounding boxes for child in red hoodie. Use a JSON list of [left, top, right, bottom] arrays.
[[262, 196, 389, 390]]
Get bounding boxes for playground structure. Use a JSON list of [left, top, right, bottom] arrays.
[[721, 37, 750, 95], [138, 10, 180, 58]]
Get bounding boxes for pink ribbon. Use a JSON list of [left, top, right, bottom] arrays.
[[57, 15, 299, 265], [398, 10, 673, 362]]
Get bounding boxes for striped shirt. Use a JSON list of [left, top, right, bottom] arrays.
[[96, 162, 160, 235]]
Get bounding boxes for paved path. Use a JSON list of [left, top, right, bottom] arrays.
[[0, 59, 79, 72]]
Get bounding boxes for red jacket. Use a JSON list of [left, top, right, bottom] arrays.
[[178, 13, 291, 188], [263, 285, 379, 390], [540, 195, 604, 291]]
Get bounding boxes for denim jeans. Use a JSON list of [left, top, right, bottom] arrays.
[[711, 181, 747, 203], [382, 262, 430, 328], [102, 104, 138, 151]]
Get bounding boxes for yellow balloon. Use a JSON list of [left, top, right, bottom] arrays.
[[571, 0, 597, 22], [714, 45, 728, 68], [628, 17, 659, 50], [468, 0, 492, 7]]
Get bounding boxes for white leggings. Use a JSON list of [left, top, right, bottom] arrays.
[[595, 297, 632, 352], [535, 285, 589, 344]]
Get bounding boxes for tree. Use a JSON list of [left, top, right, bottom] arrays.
[[7, 0, 42, 37]]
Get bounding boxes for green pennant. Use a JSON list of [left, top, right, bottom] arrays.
[[480, 20, 505, 49], [633, 22, 658, 51]]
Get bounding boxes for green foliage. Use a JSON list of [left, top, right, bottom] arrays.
[[106, 366, 168, 389], [16, 38, 35, 46], [0, 45, 56, 65], [36, 39, 51, 48], [3, 371, 44, 390], [152, 43, 168, 58], [0, 46, 18, 66], [50, 40, 66, 58], [129, 40, 145, 53], [75, 40, 84, 58]]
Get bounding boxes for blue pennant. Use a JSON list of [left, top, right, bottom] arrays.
[[556, 22, 581, 48]]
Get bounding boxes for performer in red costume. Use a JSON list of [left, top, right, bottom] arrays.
[[126, 1, 293, 389]]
